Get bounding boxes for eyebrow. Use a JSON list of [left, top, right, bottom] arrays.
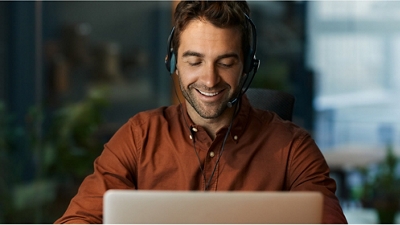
[[216, 53, 240, 61], [182, 51, 204, 58], [182, 51, 239, 61]]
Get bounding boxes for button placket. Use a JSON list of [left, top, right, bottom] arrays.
[[189, 126, 199, 140]]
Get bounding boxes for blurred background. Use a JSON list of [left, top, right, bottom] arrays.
[[0, 1, 399, 223]]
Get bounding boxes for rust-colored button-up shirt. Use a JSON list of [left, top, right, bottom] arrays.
[[55, 96, 347, 224]]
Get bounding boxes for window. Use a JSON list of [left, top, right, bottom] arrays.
[[307, 1, 400, 150]]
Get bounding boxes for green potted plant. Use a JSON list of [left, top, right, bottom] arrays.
[[360, 144, 400, 223]]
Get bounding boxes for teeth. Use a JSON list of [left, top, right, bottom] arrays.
[[198, 90, 219, 96]]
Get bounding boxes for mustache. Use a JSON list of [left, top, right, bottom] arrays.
[[189, 83, 229, 92]]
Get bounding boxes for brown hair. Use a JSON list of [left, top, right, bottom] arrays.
[[172, 1, 251, 57]]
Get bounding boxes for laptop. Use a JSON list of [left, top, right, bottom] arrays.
[[103, 190, 323, 224]]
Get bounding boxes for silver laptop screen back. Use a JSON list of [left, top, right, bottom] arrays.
[[103, 190, 323, 224]]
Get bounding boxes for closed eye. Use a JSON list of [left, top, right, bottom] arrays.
[[218, 62, 233, 68], [189, 61, 202, 66]]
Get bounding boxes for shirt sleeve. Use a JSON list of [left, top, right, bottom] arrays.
[[54, 119, 139, 224], [287, 132, 348, 224]]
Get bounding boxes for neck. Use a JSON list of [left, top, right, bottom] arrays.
[[186, 103, 236, 140]]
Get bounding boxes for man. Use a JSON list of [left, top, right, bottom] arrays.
[[55, 1, 347, 223]]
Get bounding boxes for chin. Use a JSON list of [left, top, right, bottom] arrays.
[[196, 104, 228, 119]]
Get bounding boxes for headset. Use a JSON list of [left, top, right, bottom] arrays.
[[165, 14, 259, 75], [165, 13, 260, 107]]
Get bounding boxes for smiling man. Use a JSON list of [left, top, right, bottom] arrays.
[[177, 18, 244, 138], [55, 1, 347, 224]]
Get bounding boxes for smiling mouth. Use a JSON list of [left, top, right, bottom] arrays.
[[197, 89, 220, 97]]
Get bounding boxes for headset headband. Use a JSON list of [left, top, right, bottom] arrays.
[[165, 14, 259, 76]]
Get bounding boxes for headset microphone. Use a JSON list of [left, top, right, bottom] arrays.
[[227, 98, 238, 108]]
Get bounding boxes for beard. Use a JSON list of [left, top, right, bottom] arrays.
[[178, 76, 243, 119]]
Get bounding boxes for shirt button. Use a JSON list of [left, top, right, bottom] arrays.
[[209, 151, 215, 158], [234, 135, 238, 140], [192, 127, 198, 132]]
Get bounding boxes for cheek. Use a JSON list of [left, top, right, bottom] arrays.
[[177, 70, 195, 88], [223, 71, 245, 87], [177, 66, 202, 85]]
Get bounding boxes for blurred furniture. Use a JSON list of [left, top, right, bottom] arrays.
[[323, 144, 386, 170], [343, 207, 400, 224], [246, 88, 295, 121]]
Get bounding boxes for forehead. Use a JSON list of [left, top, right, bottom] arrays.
[[178, 19, 242, 56]]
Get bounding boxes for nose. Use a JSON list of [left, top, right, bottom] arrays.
[[199, 63, 220, 88]]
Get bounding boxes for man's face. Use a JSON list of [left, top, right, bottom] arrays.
[[176, 19, 244, 120]]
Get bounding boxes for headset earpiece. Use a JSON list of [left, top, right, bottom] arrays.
[[165, 27, 176, 75], [243, 14, 258, 75], [169, 53, 176, 74]]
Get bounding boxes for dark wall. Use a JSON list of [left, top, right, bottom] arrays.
[[249, 2, 313, 131]]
